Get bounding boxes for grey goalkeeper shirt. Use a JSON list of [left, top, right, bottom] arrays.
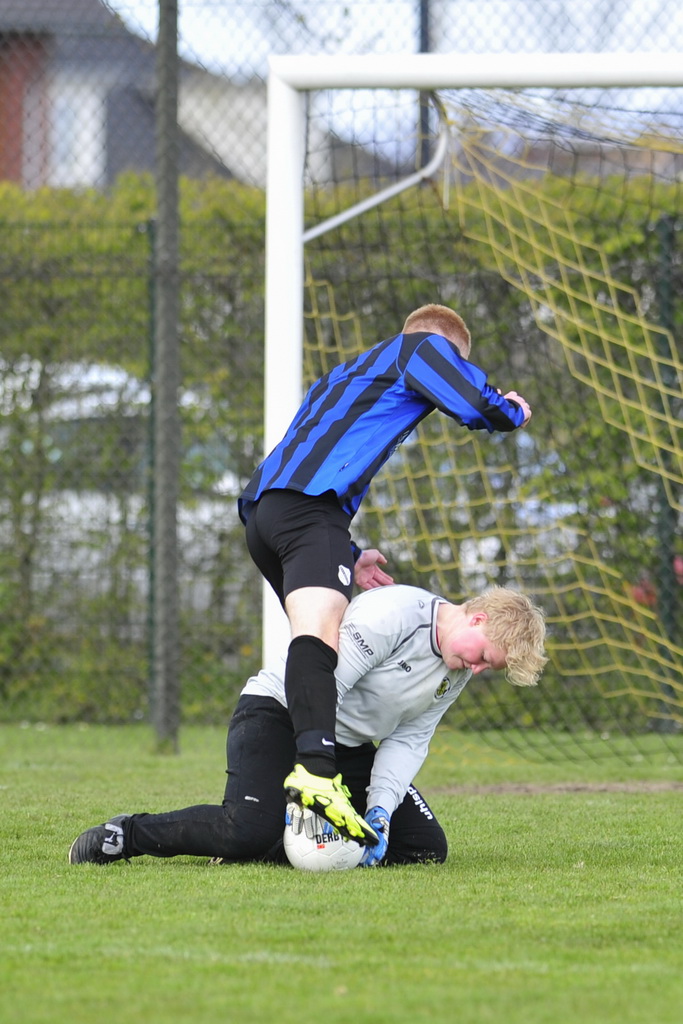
[[241, 584, 471, 816]]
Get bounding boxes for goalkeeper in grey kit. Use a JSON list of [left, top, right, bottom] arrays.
[[69, 584, 546, 868]]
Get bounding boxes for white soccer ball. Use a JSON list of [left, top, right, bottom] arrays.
[[283, 802, 364, 872]]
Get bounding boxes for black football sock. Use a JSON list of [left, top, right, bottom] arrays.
[[284, 635, 338, 778]]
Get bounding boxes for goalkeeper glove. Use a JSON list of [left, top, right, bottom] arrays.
[[360, 806, 390, 867]]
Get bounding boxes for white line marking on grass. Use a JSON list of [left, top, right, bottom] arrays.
[[5, 944, 337, 969]]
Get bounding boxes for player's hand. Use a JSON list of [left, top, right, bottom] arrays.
[[359, 806, 390, 866], [503, 390, 532, 426], [354, 549, 394, 590]]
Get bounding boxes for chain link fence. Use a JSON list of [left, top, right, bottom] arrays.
[[1, 1, 682, 745]]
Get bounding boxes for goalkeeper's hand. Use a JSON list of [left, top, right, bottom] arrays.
[[359, 806, 390, 867]]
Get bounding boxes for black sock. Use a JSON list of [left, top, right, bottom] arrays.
[[284, 635, 338, 778]]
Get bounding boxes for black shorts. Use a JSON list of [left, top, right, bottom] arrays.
[[244, 489, 355, 605]]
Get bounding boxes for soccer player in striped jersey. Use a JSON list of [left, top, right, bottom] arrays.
[[68, 583, 546, 868], [238, 304, 533, 848]]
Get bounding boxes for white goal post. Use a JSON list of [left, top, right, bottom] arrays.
[[262, 51, 683, 666]]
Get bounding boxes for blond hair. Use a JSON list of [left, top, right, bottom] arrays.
[[402, 303, 472, 359], [463, 586, 547, 688]]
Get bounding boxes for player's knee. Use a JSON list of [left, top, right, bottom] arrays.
[[385, 830, 448, 866], [220, 807, 284, 862], [409, 835, 448, 865], [415, 837, 448, 865]]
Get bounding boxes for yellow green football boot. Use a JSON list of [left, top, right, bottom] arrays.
[[284, 764, 379, 847]]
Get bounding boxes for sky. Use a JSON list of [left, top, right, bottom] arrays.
[[103, 0, 683, 77], [103, 1, 416, 77]]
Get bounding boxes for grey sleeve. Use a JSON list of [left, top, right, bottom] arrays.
[[366, 703, 450, 815]]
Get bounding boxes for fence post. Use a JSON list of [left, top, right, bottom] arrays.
[[151, 0, 181, 751]]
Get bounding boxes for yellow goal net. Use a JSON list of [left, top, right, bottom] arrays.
[[267, 58, 683, 762]]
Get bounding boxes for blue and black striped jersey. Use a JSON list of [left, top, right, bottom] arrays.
[[238, 331, 525, 523]]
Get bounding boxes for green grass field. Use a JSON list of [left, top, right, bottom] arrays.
[[2, 722, 682, 1024]]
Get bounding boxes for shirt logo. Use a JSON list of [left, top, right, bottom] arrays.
[[397, 660, 412, 673], [338, 565, 351, 586], [434, 676, 451, 699], [348, 629, 374, 657]]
